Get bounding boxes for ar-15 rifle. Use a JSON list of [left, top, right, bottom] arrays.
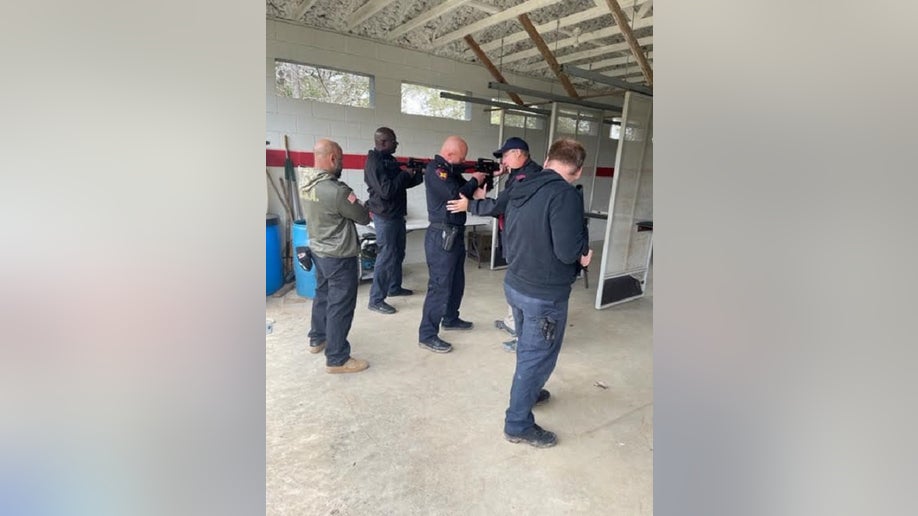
[[396, 157, 428, 175], [458, 158, 501, 191]]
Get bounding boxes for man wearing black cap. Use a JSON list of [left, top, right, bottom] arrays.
[[447, 136, 542, 350]]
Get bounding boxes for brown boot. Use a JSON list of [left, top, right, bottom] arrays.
[[308, 340, 326, 354], [326, 357, 369, 374]]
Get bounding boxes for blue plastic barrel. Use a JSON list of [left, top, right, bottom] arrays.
[[292, 219, 317, 298], [266, 214, 283, 295]]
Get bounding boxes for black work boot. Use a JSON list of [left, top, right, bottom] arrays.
[[504, 424, 558, 448], [368, 301, 397, 315], [418, 336, 453, 353], [441, 318, 473, 330]]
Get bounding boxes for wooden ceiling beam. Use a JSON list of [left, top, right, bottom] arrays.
[[290, 0, 319, 21], [478, 6, 606, 53], [463, 35, 526, 106], [498, 16, 652, 65], [583, 51, 653, 71], [476, 0, 647, 53], [432, 0, 564, 47], [467, 1, 499, 15], [602, 0, 653, 86], [519, 35, 652, 71], [386, 0, 470, 41], [346, 0, 397, 29], [517, 14, 579, 98], [637, 0, 653, 19]]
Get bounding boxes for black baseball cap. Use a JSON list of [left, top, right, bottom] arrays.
[[493, 137, 529, 158]]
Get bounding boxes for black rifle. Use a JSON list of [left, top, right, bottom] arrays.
[[396, 157, 427, 175], [458, 158, 501, 191]]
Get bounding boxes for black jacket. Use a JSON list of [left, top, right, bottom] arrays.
[[425, 154, 482, 227], [469, 159, 542, 217], [503, 169, 589, 301], [363, 149, 423, 218]]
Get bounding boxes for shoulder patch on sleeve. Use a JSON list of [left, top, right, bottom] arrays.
[[436, 168, 449, 180]]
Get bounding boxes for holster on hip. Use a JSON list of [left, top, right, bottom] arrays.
[[441, 225, 459, 252]]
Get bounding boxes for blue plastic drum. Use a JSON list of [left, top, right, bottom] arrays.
[[266, 214, 283, 295]]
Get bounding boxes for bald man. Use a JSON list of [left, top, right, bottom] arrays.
[[299, 138, 372, 373], [417, 136, 487, 353]]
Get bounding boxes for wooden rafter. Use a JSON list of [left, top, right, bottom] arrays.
[[499, 16, 652, 65], [290, 0, 319, 21], [467, 1, 499, 15], [386, 0, 470, 41], [636, 0, 653, 19], [476, 0, 647, 54], [517, 14, 579, 98], [463, 35, 526, 106], [478, 6, 606, 53], [520, 35, 653, 71], [347, 0, 397, 30], [602, 0, 653, 86], [432, 0, 564, 48], [585, 51, 653, 72]]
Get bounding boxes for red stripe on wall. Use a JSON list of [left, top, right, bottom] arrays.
[[266, 149, 613, 176]]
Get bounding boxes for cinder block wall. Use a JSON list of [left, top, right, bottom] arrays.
[[266, 18, 619, 264]]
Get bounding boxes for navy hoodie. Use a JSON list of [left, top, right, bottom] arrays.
[[503, 169, 589, 301]]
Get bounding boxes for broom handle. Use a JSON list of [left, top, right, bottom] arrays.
[[266, 169, 291, 219]]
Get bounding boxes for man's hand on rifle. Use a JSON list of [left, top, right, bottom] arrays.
[[472, 182, 487, 200]]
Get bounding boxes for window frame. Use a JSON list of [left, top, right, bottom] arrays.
[[274, 59, 375, 109], [399, 81, 472, 121]]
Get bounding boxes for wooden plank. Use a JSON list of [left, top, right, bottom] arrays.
[[432, 0, 564, 47], [386, 0, 470, 41], [477, 0, 648, 53], [347, 0, 398, 29], [290, 0, 319, 21], [602, 0, 653, 86], [499, 16, 652, 65]]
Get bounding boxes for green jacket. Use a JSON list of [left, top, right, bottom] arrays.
[[298, 167, 371, 258]]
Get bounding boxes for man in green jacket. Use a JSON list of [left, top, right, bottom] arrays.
[[299, 138, 372, 374]]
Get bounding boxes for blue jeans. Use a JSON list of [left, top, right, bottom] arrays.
[[369, 214, 407, 305], [503, 282, 569, 435], [308, 255, 359, 367], [418, 225, 466, 341]]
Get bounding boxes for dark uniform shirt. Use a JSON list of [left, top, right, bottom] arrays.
[[364, 149, 424, 218], [424, 154, 481, 226]]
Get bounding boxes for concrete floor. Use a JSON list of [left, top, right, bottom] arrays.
[[266, 256, 652, 515]]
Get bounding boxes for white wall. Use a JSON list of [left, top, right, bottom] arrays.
[[266, 18, 618, 264]]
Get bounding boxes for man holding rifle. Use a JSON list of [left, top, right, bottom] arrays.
[[364, 127, 424, 315], [417, 136, 487, 354]]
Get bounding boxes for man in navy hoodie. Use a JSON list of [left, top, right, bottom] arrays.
[[501, 138, 593, 448]]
